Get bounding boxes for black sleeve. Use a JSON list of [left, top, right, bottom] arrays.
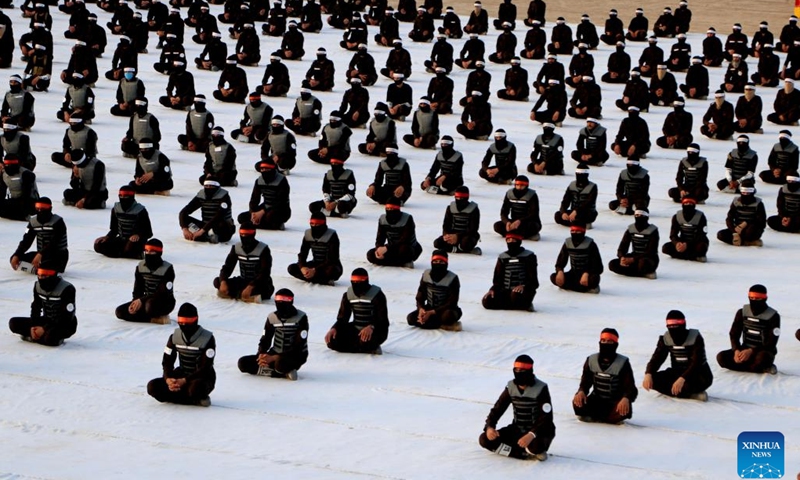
[[484, 387, 511, 429]]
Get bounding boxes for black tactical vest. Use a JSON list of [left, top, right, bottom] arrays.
[[505, 189, 535, 220], [499, 250, 534, 289], [136, 260, 173, 296], [663, 329, 706, 371], [448, 201, 477, 233], [326, 169, 355, 200], [506, 379, 547, 432], [34, 279, 74, 322], [28, 214, 68, 252], [303, 228, 335, 263], [626, 223, 658, 254], [266, 310, 307, 354], [421, 269, 457, 308], [171, 326, 213, 374], [379, 212, 416, 245], [588, 353, 628, 400], [346, 285, 381, 330], [233, 241, 267, 280], [114, 202, 146, 239], [741, 304, 778, 349]]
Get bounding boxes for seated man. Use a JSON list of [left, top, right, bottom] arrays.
[[358, 103, 397, 156], [366, 146, 412, 205], [716, 179, 767, 247], [716, 135, 758, 193], [655, 98, 693, 149], [114, 239, 176, 324], [262, 116, 297, 174], [406, 250, 462, 331], [609, 161, 650, 215], [571, 118, 608, 166], [759, 131, 798, 184], [178, 177, 235, 244], [201, 127, 238, 187], [402, 97, 439, 149], [10, 198, 69, 275], [420, 136, 464, 195], [146, 303, 215, 406], [324, 268, 388, 355], [767, 171, 800, 233], [479, 129, 517, 184], [482, 232, 537, 311], [309, 158, 357, 218], [680, 56, 709, 99], [668, 144, 709, 203], [0, 156, 39, 221], [478, 355, 554, 461], [700, 91, 735, 140], [643, 311, 713, 401], [767, 79, 800, 126], [457, 91, 493, 140], [611, 107, 650, 160], [121, 99, 161, 158], [214, 224, 274, 303], [608, 209, 659, 279], [237, 289, 308, 380], [237, 159, 291, 230], [230, 92, 271, 144], [734, 84, 763, 133], [367, 197, 422, 267], [433, 186, 480, 254], [178, 96, 215, 152], [662, 198, 709, 262], [8, 265, 77, 346], [93, 186, 153, 259], [551, 224, 603, 293], [494, 175, 541, 239], [716, 285, 780, 374], [308, 112, 352, 164], [554, 164, 597, 227], [212, 56, 249, 103], [573, 329, 638, 423], [62, 149, 108, 210], [287, 212, 343, 285], [528, 123, 564, 176], [496, 57, 529, 101]]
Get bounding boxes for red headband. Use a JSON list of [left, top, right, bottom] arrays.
[[177, 316, 198, 324], [144, 244, 163, 253], [34, 202, 52, 210], [239, 228, 256, 236], [570, 225, 587, 233], [748, 292, 767, 300], [514, 179, 529, 187], [505, 232, 523, 241], [119, 190, 135, 198], [309, 218, 326, 226], [431, 254, 448, 263], [513, 361, 533, 370], [330, 158, 345, 165], [666, 318, 686, 326], [681, 197, 697, 205], [385, 203, 401, 211], [600, 332, 619, 342], [37, 268, 57, 276], [3, 158, 19, 165], [454, 191, 469, 199], [275, 294, 294, 302], [351, 274, 369, 282], [259, 162, 276, 170]]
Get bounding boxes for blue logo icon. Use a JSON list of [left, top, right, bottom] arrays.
[[737, 431, 784, 478]]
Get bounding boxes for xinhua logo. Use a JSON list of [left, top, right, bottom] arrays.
[[737, 431, 784, 478]]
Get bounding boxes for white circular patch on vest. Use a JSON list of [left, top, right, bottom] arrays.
[[702, 226, 708, 233], [206, 348, 215, 358], [166, 282, 173, 290], [542, 403, 552, 413], [313, 109, 320, 114], [291, 143, 297, 149], [66, 303, 75, 312], [348, 184, 355, 191], [164, 166, 171, 172], [221, 202, 228, 209], [773, 327, 781, 336], [300, 330, 308, 339], [557, 146, 563, 152]]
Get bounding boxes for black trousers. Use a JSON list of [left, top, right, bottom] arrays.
[[406, 308, 462, 329], [238, 352, 307, 375], [366, 242, 422, 266], [213, 276, 274, 300], [183, 216, 235, 242], [482, 288, 535, 310], [549, 271, 600, 293], [147, 377, 215, 405], [493, 219, 541, 238], [479, 425, 554, 459], [608, 257, 658, 277], [115, 295, 176, 322], [326, 323, 386, 353], [661, 240, 708, 261], [651, 366, 713, 398], [287, 262, 343, 285], [94, 237, 147, 259], [17, 249, 69, 273], [9, 316, 77, 346], [716, 348, 775, 373], [433, 233, 480, 253], [573, 393, 631, 424]]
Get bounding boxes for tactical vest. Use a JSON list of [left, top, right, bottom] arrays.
[[171, 326, 213, 374], [436, 150, 463, 178], [2, 168, 38, 199], [506, 379, 547, 432], [448, 201, 477, 233], [255, 173, 287, 207], [771, 142, 798, 171], [729, 148, 756, 180], [28, 214, 68, 252], [534, 134, 563, 161], [621, 168, 649, 197], [588, 353, 628, 400], [34, 279, 74, 322], [207, 143, 230, 173], [379, 212, 416, 245], [194, 188, 232, 223], [136, 260, 173, 296], [4, 91, 26, 116], [663, 329, 706, 371], [190, 110, 212, 138], [680, 157, 707, 188], [296, 97, 319, 119], [732, 197, 762, 224], [1, 133, 22, 156], [741, 305, 778, 349], [132, 113, 155, 142], [421, 269, 457, 308], [68, 85, 90, 109], [499, 250, 534, 289], [414, 109, 436, 135], [626, 223, 658, 254], [323, 124, 350, 153], [246, 102, 268, 127], [114, 202, 145, 239], [303, 228, 335, 263], [120, 78, 140, 104], [346, 285, 381, 330], [379, 158, 406, 187], [489, 142, 515, 167], [266, 310, 307, 355], [370, 117, 393, 142], [506, 188, 535, 220], [77, 157, 106, 192], [567, 181, 597, 212], [326, 169, 354, 200], [675, 210, 704, 242], [137, 151, 163, 175], [581, 125, 606, 151], [780, 185, 800, 215], [67, 127, 91, 151], [565, 236, 593, 272], [233, 241, 267, 280], [268, 130, 292, 157]]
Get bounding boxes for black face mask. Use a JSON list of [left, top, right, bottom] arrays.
[[374, 112, 386, 121], [513, 370, 535, 387], [494, 138, 507, 149], [419, 105, 430, 113], [430, 262, 448, 280], [300, 92, 311, 100], [599, 342, 618, 359], [317, 55, 326, 62], [627, 164, 641, 174], [741, 194, 756, 205], [140, 149, 155, 159], [455, 198, 470, 210], [261, 169, 276, 181], [275, 301, 296, 318], [204, 186, 219, 199], [36, 210, 53, 223], [634, 217, 649, 230], [787, 182, 800, 192], [628, 111, 640, 119], [506, 240, 523, 255], [331, 164, 344, 176], [667, 325, 688, 345], [543, 127, 555, 138], [195, 103, 206, 112], [681, 205, 696, 218], [38, 275, 60, 291], [136, 107, 148, 116], [179, 323, 200, 338], [571, 233, 585, 245], [3, 130, 16, 139], [749, 299, 768, 315], [351, 281, 370, 296], [385, 210, 402, 223], [616, 46, 624, 53], [9, 83, 21, 93], [240, 235, 258, 251], [674, 105, 684, 113], [144, 253, 162, 270], [687, 151, 700, 164], [779, 138, 791, 148], [394, 44, 402, 50], [4, 164, 19, 176], [119, 197, 135, 210], [310, 224, 327, 237], [385, 154, 399, 166], [576, 174, 589, 187], [330, 120, 342, 128], [272, 125, 284, 134], [212, 136, 226, 146], [512, 186, 527, 199], [737, 142, 749, 154], [70, 123, 84, 132]]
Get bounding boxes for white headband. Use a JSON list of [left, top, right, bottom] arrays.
[[204, 180, 221, 187], [138, 142, 154, 149]]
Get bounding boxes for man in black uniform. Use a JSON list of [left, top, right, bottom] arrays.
[[287, 212, 343, 285], [308, 112, 352, 164], [366, 145, 412, 205], [717, 135, 758, 193], [610, 160, 650, 215], [359, 103, 397, 156], [668, 144, 708, 203], [615, 68, 648, 112], [261, 116, 297, 174], [121, 98, 161, 157], [278, 21, 305, 60], [573, 329, 638, 423], [237, 289, 308, 380], [310, 157, 357, 218], [571, 118, 608, 166], [700, 91, 735, 140], [52, 117, 98, 169], [231, 92, 271, 145], [195, 32, 227, 71], [767, 79, 800, 126], [404, 97, 439, 148], [348, 44, 378, 86], [482, 232, 537, 311], [147, 303, 216, 406], [703, 28, 725, 66], [213, 56, 249, 103], [2, 74, 36, 130], [420, 136, 463, 195], [656, 98, 692, 149], [680, 56, 709, 99], [94, 186, 153, 259], [602, 42, 630, 84], [177, 96, 214, 152], [179, 177, 235, 244], [8, 266, 77, 347], [479, 129, 516, 184], [257, 54, 291, 97], [716, 285, 780, 374], [62, 149, 107, 210], [717, 179, 767, 247], [734, 84, 764, 134], [458, 91, 493, 140], [287, 84, 323, 137], [325, 268, 388, 355], [600, 9, 624, 45], [339, 78, 370, 128], [425, 34, 453, 74], [494, 175, 540, 239], [407, 250, 462, 330], [568, 76, 602, 120], [238, 159, 291, 230], [520, 20, 545, 60], [530, 79, 566, 125], [528, 123, 564, 176], [214, 224, 273, 302], [768, 172, 800, 233], [2, 121, 36, 171], [115, 238, 176, 324], [626, 8, 648, 42], [608, 209, 659, 279], [760, 131, 799, 184], [479, 355, 554, 461], [644, 310, 713, 401], [201, 127, 238, 187], [0, 156, 39, 221], [386, 73, 413, 121], [434, 186, 480, 254], [497, 57, 529, 101], [131, 139, 173, 195], [11, 198, 69, 274], [611, 106, 650, 160], [551, 224, 603, 293], [555, 164, 597, 227], [662, 197, 709, 262], [367, 197, 422, 267], [306, 48, 335, 91], [158, 60, 195, 110]]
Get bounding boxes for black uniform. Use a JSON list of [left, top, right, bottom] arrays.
[[662, 207, 709, 261], [287, 226, 343, 284], [610, 165, 650, 214], [215, 239, 274, 299], [327, 285, 389, 353], [423, 147, 463, 194], [571, 123, 609, 165], [717, 194, 767, 245], [147, 325, 216, 405], [94, 199, 153, 259], [130, 149, 173, 194], [63, 157, 108, 209], [479, 138, 516, 184], [367, 211, 422, 266], [406, 268, 461, 328], [238, 308, 309, 376], [115, 259, 176, 322], [555, 178, 598, 226], [287, 93, 323, 136], [368, 155, 412, 204], [701, 99, 735, 140], [646, 328, 713, 398], [13, 213, 69, 273], [679, 61, 710, 99], [551, 233, 603, 292], [768, 183, 800, 233], [495, 186, 541, 238], [611, 113, 650, 160], [483, 246, 538, 310], [608, 220, 660, 278], [309, 166, 357, 218], [179, 187, 235, 243], [9, 277, 77, 346], [656, 107, 693, 149], [498, 63, 529, 101], [574, 352, 638, 423], [668, 154, 709, 203], [734, 94, 763, 133], [717, 303, 780, 373], [0, 165, 39, 220], [434, 199, 480, 253], [238, 170, 291, 229]]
